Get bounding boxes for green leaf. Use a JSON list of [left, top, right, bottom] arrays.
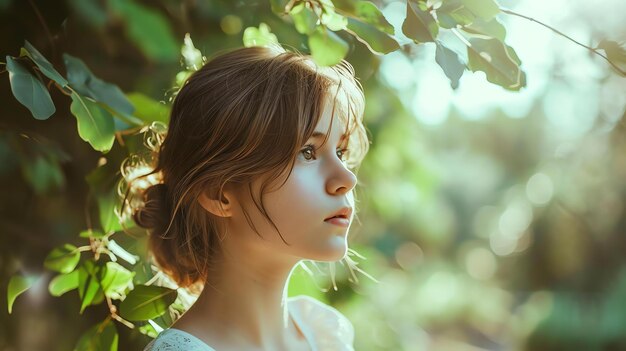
[[99, 262, 134, 299], [460, 0, 500, 21], [44, 244, 81, 273], [290, 3, 318, 35], [20, 154, 65, 194], [73, 319, 118, 351], [461, 17, 506, 40], [402, 0, 438, 43], [63, 53, 135, 116], [77, 261, 104, 314], [69, 92, 116, 152], [332, 0, 398, 54], [108, 0, 178, 63], [152, 306, 174, 329], [243, 22, 279, 48], [467, 37, 525, 91], [119, 285, 177, 321], [597, 40, 626, 63], [597, 39, 626, 75], [23, 40, 69, 88], [435, 42, 466, 89], [6, 56, 56, 120], [105, 107, 144, 131], [85, 160, 120, 233], [132, 260, 156, 285], [138, 322, 159, 338], [321, 11, 348, 31], [98, 186, 123, 234], [181, 33, 204, 71], [317, 0, 347, 31], [175, 70, 193, 87], [346, 17, 400, 55], [7, 274, 38, 314], [126, 92, 170, 124], [350, 1, 395, 35], [436, 0, 475, 29], [49, 271, 80, 297], [270, 0, 291, 14], [308, 26, 349, 66]]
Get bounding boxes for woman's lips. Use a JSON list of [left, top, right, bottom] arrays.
[[324, 217, 350, 227]]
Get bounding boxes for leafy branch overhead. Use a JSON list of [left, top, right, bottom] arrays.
[[2, 29, 214, 348], [269, 0, 624, 90]]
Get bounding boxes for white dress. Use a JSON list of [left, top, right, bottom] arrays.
[[143, 295, 355, 351]]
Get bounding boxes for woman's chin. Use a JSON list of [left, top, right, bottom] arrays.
[[315, 241, 349, 262]]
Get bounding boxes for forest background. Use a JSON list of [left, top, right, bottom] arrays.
[[1, 0, 625, 350]]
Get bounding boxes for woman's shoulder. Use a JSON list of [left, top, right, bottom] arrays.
[[143, 328, 216, 351], [288, 295, 355, 347], [143, 296, 353, 351]]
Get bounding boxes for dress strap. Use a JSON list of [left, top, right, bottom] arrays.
[[289, 303, 317, 351]]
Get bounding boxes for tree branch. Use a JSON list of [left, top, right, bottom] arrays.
[[499, 7, 626, 76], [27, 0, 56, 58]]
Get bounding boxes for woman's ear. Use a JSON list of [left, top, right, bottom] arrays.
[[197, 186, 233, 218]]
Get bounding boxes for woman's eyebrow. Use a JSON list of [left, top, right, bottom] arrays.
[[310, 131, 348, 141]]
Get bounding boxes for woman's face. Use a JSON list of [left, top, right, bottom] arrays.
[[227, 96, 358, 263]]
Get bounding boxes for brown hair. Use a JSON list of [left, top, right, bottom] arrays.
[[120, 44, 370, 293]]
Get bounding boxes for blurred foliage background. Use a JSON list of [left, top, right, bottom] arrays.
[[1, 0, 625, 350]]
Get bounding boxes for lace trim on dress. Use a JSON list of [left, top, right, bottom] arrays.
[[143, 295, 354, 351], [143, 328, 215, 351]]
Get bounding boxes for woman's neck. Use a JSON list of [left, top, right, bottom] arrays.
[[171, 238, 306, 350]]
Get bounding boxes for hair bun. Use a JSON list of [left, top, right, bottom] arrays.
[[133, 183, 171, 231]]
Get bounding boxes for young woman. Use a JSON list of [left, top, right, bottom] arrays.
[[129, 43, 370, 351]]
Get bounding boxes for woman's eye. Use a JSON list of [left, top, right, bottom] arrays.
[[337, 148, 349, 161], [301, 145, 315, 161]]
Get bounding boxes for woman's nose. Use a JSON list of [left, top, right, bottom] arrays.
[[326, 163, 357, 195]]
